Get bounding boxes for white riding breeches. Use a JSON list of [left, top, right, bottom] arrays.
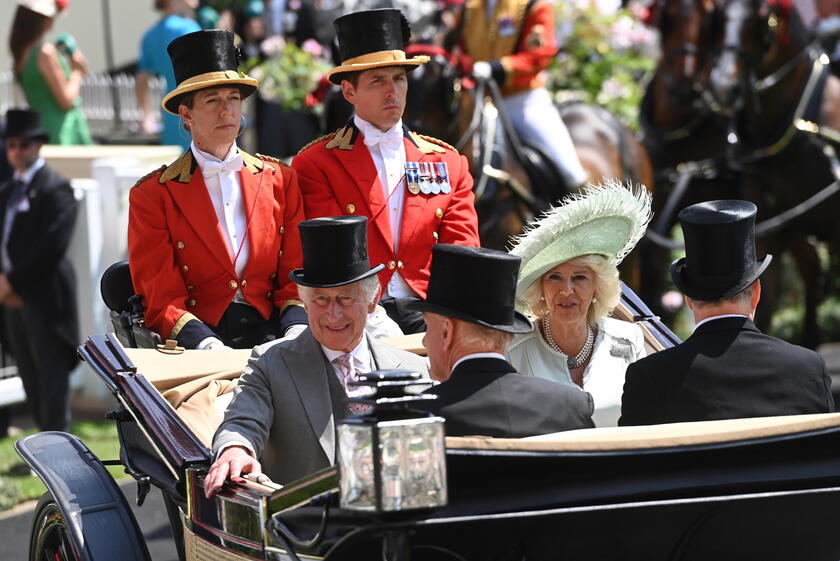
[[499, 87, 589, 187]]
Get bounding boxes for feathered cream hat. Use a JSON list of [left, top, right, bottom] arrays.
[[509, 181, 652, 299]]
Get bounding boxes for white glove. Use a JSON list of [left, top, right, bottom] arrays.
[[472, 61, 493, 80], [197, 337, 230, 350], [282, 323, 307, 340]]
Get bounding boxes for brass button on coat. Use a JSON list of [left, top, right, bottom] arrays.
[[435, 208, 443, 218], [397, 261, 404, 270], [266, 291, 272, 299], [388, 260, 396, 270], [186, 299, 196, 307], [229, 280, 238, 290], [186, 285, 194, 291], [433, 232, 439, 241], [279, 226, 285, 234], [176, 241, 185, 250], [346, 203, 356, 214], [181, 265, 189, 273], [269, 272, 276, 280], [241, 279, 247, 287]]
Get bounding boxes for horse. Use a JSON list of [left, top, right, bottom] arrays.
[[403, 45, 654, 286], [704, 0, 840, 346], [638, 0, 746, 320]]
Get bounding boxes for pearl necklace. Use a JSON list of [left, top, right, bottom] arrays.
[[540, 314, 595, 369]]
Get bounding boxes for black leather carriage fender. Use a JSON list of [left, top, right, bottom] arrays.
[[15, 431, 151, 561]]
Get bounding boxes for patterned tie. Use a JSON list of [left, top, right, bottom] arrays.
[[333, 353, 372, 415]]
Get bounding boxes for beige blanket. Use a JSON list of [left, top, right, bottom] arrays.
[[125, 348, 251, 446]]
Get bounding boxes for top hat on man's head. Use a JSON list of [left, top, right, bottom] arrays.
[[161, 30, 259, 115], [4, 108, 49, 143], [671, 200, 772, 301], [327, 9, 430, 85], [408, 244, 533, 334], [290, 215, 385, 288]]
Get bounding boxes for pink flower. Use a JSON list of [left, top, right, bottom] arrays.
[[301, 38, 323, 58]]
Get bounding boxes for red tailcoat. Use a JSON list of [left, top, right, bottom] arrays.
[[292, 124, 480, 299], [128, 150, 304, 341]]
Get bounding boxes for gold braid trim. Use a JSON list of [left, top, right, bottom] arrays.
[[132, 165, 167, 188], [280, 299, 305, 311], [169, 312, 201, 340], [296, 133, 335, 156], [256, 153, 290, 167], [410, 132, 452, 153]]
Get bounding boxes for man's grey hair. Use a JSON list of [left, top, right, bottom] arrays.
[[689, 284, 753, 308], [456, 320, 514, 351], [297, 275, 381, 305]]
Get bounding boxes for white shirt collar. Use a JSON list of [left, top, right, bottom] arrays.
[[693, 314, 749, 332], [452, 352, 507, 373], [353, 115, 404, 139], [14, 157, 45, 185], [321, 333, 372, 368], [190, 141, 238, 168]]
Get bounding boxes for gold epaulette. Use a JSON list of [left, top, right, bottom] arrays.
[[325, 126, 355, 150], [296, 133, 336, 156], [410, 132, 451, 154], [256, 153, 290, 167], [132, 165, 167, 188]]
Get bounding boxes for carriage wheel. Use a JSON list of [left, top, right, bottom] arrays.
[[29, 492, 81, 561]]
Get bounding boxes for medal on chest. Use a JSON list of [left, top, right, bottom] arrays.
[[405, 161, 451, 195]]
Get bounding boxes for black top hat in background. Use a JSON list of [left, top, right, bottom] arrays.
[[409, 244, 533, 334], [290, 215, 384, 288], [670, 200, 772, 301], [161, 30, 259, 115], [327, 9, 429, 85], [4, 108, 49, 142]]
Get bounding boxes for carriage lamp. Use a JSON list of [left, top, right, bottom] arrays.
[[337, 370, 447, 513]]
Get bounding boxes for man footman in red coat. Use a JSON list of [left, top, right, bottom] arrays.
[[292, 9, 480, 334]]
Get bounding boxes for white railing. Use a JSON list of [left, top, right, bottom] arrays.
[[0, 71, 165, 139]]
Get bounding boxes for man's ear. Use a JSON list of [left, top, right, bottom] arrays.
[[751, 279, 761, 310], [367, 283, 381, 314], [441, 317, 455, 351], [341, 79, 356, 105]]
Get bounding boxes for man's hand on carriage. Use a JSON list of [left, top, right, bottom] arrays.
[[204, 445, 263, 498]]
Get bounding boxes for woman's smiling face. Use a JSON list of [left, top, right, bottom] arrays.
[[540, 261, 597, 326]]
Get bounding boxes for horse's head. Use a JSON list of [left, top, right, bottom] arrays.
[[707, 0, 799, 114], [403, 45, 459, 143], [654, 0, 721, 104]]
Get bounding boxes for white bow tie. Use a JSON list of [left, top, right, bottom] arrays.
[[362, 126, 403, 152], [201, 154, 244, 178]]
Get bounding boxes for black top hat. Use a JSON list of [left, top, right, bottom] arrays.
[[289, 215, 384, 288], [4, 108, 49, 142], [161, 30, 258, 115], [670, 200, 773, 301], [327, 9, 429, 85], [408, 244, 533, 334]]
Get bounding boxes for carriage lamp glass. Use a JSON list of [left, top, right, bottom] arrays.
[[337, 416, 447, 512]]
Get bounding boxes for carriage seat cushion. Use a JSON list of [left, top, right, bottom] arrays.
[[446, 413, 840, 452], [124, 348, 251, 447]]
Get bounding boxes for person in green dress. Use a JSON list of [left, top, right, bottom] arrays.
[[9, 0, 93, 145]]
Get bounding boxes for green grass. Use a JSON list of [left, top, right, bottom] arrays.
[[0, 420, 128, 511]]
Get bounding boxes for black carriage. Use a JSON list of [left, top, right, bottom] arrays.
[[14, 285, 840, 561]]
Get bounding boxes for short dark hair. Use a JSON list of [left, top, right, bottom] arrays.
[[338, 71, 361, 88]]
